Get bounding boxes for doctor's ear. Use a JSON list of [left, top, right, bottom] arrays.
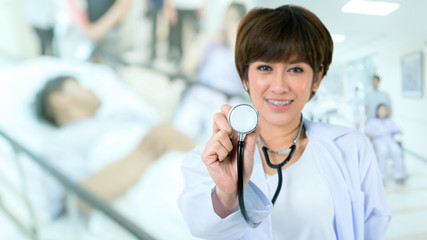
[[311, 65, 324, 92], [312, 82, 321, 92], [242, 81, 249, 93]]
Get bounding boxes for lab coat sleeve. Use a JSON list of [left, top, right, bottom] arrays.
[[178, 145, 272, 240], [357, 134, 392, 239]]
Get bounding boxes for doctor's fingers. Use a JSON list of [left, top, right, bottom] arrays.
[[203, 131, 234, 163], [220, 104, 232, 116], [215, 130, 234, 155], [212, 111, 232, 136]]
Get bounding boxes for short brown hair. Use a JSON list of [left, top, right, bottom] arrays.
[[235, 5, 333, 82]]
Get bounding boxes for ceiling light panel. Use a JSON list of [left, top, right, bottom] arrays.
[[342, 0, 400, 16], [332, 34, 346, 43]]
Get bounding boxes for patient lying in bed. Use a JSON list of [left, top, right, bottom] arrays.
[[34, 75, 196, 218]]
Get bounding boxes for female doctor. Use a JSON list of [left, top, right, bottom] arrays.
[[179, 4, 391, 240]]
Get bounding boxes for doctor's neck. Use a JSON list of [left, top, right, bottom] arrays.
[[258, 115, 304, 149]]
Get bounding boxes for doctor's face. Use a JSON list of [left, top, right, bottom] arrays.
[[246, 59, 321, 128]]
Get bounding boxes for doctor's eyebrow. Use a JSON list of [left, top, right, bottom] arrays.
[[254, 58, 307, 64], [286, 58, 308, 64]]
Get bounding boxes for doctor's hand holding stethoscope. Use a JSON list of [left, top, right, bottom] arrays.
[[201, 104, 260, 219]]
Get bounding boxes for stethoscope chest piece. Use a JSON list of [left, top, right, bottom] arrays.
[[228, 104, 259, 140]]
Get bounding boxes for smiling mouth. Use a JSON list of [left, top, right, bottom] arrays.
[[266, 99, 293, 106]]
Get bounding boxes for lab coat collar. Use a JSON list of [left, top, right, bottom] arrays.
[[249, 118, 355, 198]]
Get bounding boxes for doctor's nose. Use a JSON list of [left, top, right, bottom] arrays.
[[271, 74, 290, 94]]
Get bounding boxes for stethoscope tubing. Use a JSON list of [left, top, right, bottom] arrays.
[[262, 145, 296, 205], [237, 140, 262, 228], [236, 125, 299, 228]]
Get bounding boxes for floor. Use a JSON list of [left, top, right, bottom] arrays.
[[0, 208, 28, 240], [383, 152, 427, 240]]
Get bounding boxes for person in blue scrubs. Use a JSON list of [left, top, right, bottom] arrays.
[[179, 4, 391, 240]]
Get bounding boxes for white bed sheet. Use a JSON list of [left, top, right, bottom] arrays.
[[89, 151, 204, 240]]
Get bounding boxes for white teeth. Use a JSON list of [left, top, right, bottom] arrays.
[[267, 99, 292, 106]]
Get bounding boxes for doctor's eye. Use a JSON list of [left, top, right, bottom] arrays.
[[257, 65, 272, 71], [288, 67, 303, 73]]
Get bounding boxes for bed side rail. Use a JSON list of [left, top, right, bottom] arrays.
[[0, 129, 154, 240]]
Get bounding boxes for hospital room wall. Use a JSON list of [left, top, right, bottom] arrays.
[[375, 37, 427, 159], [0, 0, 38, 64]]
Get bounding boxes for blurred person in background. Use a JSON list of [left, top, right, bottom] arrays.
[[34, 75, 195, 218], [24, 0, 56, 55], [365, 104, 406, 184], [348, 83, 364, 129], [364, 75, 391, 120], [65, 0, 132, 63], [146, 0, 164, 61], [164, 0, 205, 64], [173, 2, 248, 142], [179, 2, 247, 95]]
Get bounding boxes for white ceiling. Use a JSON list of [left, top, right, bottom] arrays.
[[250, 0, 427, 65]]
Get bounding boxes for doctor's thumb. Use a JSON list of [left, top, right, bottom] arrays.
[[244, 125, 261, 155]]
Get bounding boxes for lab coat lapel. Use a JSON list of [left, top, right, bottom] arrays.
[[305, 119, 355, 240]]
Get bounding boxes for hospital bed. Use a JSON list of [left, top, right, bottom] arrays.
[[0, 56, 202, 240]]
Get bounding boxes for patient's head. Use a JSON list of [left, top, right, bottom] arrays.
[[376, 104, 388, 119], [34, 75, 101, 127]]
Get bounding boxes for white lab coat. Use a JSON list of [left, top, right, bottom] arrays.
[[179, 119, 391, 240]]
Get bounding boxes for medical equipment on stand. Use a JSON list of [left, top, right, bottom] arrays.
[[228, 104, 303, 228]]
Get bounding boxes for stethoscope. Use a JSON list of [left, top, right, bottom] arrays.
[[228, 104, 303, 228]]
